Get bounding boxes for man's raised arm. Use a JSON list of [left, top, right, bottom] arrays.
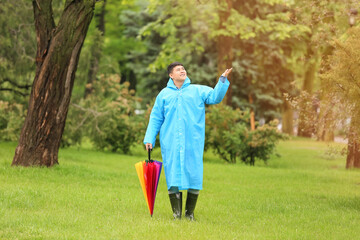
[[205, 68, 232, 105]]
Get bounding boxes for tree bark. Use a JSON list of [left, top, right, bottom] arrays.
[[317, 45, 335, 142], [217, 0, 233, 106], [281, 98, 293, 135], [248, 87, 255, 131], [346, 120, 360, 168], [316, 101, 335, 142], [346, 106, 360, 169], [12, 0, 95, 167]]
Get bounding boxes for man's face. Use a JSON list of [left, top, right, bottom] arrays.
[[169, 65, 187, 82]]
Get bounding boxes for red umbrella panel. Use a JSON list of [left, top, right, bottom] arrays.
[[135, 151, 162, 216]]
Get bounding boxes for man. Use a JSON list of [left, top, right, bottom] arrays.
[[144, 62, 231, 220]]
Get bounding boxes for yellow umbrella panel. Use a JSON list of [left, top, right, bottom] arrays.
[[135, 161, 150, 213]]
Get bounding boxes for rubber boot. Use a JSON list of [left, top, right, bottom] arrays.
[[169, 192, 182, 220], [185, 192, 198, 221]]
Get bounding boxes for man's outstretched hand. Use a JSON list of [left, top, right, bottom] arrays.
[[221, 68, 233, 78]]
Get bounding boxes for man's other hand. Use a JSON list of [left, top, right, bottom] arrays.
[[145, 143, 153, 151], [221, 68, 233, 78]]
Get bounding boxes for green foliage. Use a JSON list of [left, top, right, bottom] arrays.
[[0, 101, 26, 141], [321, 144, 346, 160], [63, 74, 143, 154], [92, 111, 138, 154], [286, 91, 318, 135], [119, 3, 217, 104], [141, 1, 208, 70], [294, 0, 350, 49], [0, 0, 64, 103], [72, 0, 139, 102], [234, 120, 288, 165], [205, 104, 287, 165], [0, 0, 35, 103], [143, 0, 310, 69], [1, 0, 356, 153], [323, 27, 360, 104], [118, 5, 170, 103], [141, 0, 312, 122], [321, 27, 360, 137]]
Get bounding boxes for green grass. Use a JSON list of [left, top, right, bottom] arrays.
[[0, 139, 359, 239]]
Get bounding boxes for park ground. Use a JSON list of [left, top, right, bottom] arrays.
[[0, 138, 359, 240]]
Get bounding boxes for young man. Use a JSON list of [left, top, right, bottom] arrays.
[[144, 62, 231, 220]]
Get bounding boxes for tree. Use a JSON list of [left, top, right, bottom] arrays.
[[293, 0, 351, 139], [12, 0, 96, 167], [141, 0, 309, 128], [322, 27, 360, 168]]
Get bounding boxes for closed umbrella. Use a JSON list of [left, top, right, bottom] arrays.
[[135, 149, 162, 216]]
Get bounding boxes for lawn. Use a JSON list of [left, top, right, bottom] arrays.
[[0, 139, 359, 240]]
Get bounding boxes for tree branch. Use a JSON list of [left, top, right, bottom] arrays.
[[349, 72, 360, 90], [71, 103, 108, 134], [0, 88, 29, 97], [1, 78, 32, 90], [35, 0, 41, 10]]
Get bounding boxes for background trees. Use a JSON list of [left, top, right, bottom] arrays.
[[1, 0, 360, 168]]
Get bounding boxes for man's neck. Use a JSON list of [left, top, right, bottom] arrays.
[[173, 79, 184, 89]]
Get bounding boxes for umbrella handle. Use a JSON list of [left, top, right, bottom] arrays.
[[148, 148, 152, 162]]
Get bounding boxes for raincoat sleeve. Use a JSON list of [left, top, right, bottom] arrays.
[[204, 76, 230, 104], [143, 92, 164, 147]]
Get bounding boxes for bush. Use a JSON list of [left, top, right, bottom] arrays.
[[62, 74, 143, 154], [205, 103, 249, 161], [205, 104, 287, 165], [91, 112, 140, 154]]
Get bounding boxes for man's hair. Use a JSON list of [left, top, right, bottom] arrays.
[[167, 62, 184, 75]]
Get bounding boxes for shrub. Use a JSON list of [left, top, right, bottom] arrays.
[[62, 74, 143, 154], [206, 104, 287, 165], [205, 103, 249, 161]]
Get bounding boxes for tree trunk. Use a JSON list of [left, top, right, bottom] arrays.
[[12, 0, 95, 167], [317, 45, 335, 142], [217, 0, 233, 106], [248, 91, 255, 131], [316, 102, 335, 142], [85, 0, 106, 98], [346, 121, 360, 168], [250, 152, 255, 166], [281, 98, 293, 135], [346, 107, 360, 168], [120, 69, 137, 90]]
